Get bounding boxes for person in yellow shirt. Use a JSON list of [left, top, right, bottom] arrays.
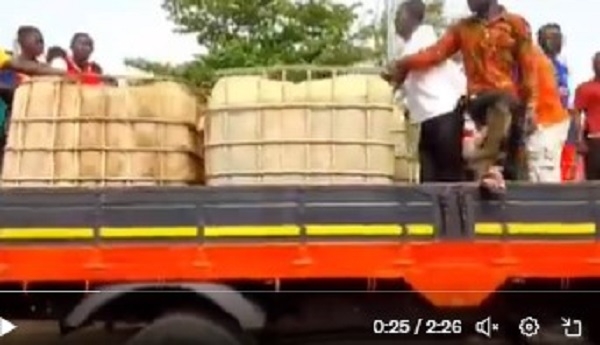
[[525, 46, 571, 182]]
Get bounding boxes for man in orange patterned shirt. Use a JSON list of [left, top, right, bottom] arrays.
[[388, 0, 537, 192]]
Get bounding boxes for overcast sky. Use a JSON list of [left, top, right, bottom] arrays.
[[0, 0, 595, 84], [0, 0, 199, 74]]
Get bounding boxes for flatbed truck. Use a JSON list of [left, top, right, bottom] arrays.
[[0, 183, 598, 344]]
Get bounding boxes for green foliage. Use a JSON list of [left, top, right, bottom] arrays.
[[126, 0, 381, 88], [423, 0, 448, 35], [380, 0, 448, 36]]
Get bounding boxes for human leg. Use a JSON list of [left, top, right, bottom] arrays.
[[584, 138, 600, 180], [426, 111, 464, 181], [418, 119, 436, 183], [526, 119, 570, 183], [467, 98, 513, 180]]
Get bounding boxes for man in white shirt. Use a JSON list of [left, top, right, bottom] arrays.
[[394, 0, 467, 182]]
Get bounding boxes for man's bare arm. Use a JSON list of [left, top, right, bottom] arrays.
[[397, 25, 461, 72], [7, 59, 66, 76], [573, 85, 588, 150]]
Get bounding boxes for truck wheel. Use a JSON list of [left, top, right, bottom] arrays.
[[125, 313, 245, 345]]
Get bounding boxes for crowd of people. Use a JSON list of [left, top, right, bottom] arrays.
[[1, 3, 599, 194], [0, 25, 104, 167], [385, 0, 600, 193], [0, 26, 103, 87]]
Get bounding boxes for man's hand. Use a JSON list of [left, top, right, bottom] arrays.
[[480, 166, 506, 194], [394, 68, 408, 85], [381, 60, 408, 85], [381, 61, 396, 84], [391, 60, 408, 85], [102, 76, 119, 86], [63, 73, 81, 82], [380, 70, 392, 83]]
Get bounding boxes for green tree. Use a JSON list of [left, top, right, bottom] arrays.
[[423, 0, 448, 35], [126, 0, 380, 89]]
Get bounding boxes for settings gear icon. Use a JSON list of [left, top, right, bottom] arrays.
[[519, 317, 540, 337]]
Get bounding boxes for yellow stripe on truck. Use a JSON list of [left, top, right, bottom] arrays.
[[204, 225, 300, 237], [99, 227, 197, 238], [0, 225, 430, 240], [201, 224, 434, 237], [305, 224, 402, 236], [0, 223, 593, 240], [405, 224, 435, 236], [475, 222, 596, 235], [0, 227, 94, 240]]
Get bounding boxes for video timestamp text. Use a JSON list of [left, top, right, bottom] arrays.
[[372, 318, 463, 336]]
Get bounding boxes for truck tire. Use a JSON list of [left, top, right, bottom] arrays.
[[125, 313, 245, 345]]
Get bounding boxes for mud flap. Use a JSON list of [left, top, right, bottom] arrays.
[[417, 184, 467, 239]]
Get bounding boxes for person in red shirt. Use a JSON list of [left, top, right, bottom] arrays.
[[49, 33, 103, 85], [574, 53, 600, 180]]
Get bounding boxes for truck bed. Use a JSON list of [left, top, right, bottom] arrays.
[[0, 183, 597, 306]]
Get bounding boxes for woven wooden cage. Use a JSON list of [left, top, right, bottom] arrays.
[[205, 65, 417, 186], [1, 77, 203, 187]]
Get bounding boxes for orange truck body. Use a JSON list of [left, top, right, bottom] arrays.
[[0, 183, 596, 307]]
